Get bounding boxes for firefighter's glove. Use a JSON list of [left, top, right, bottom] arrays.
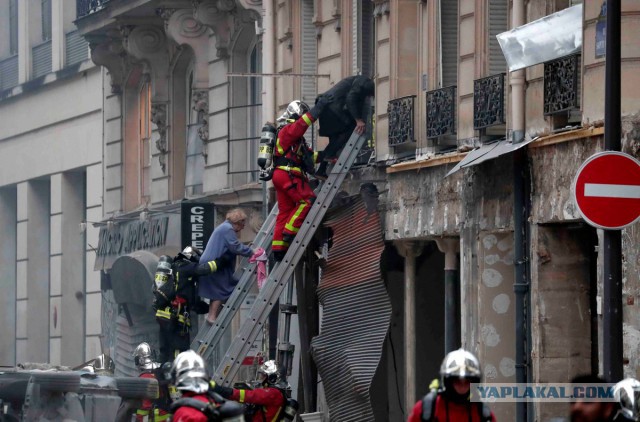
[[210, 381, 233, 399], [309, 94, 334, 119]]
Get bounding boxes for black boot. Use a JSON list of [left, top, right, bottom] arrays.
[[272, 251, 286, 262]]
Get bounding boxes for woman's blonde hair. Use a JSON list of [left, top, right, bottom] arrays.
[[226, 208, 248, 224]]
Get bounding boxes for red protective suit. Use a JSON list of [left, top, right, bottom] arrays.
[[135, 372, 170, 421], [271, 112, 319, 255], [229, 386, 285, 422], [407, 393, 496, 422], [171, 393, 211, 422]]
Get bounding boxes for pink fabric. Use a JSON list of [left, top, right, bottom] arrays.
[[249, 248, 268, 289]]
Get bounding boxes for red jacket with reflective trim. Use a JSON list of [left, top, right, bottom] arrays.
[[230, 386, 285, 422], [274, 113, 315, 168]]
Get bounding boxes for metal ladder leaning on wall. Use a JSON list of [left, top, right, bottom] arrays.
[[192, 130, 367, 385]]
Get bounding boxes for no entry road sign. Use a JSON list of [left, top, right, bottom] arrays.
[[572, 151, 640, 230]]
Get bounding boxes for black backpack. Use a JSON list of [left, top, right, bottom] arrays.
[[421, 390, 492, 422]]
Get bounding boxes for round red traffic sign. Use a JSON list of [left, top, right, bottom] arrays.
[[572, 151, 640, 230]]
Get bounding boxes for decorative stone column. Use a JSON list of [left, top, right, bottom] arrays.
[[395, 240, 423, 416]]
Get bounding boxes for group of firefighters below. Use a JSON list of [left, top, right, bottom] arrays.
[[117, 344, 640, 422], [123, 76, 640, 421]]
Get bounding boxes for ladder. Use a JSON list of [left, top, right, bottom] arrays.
[[196, 129, 367, 385]]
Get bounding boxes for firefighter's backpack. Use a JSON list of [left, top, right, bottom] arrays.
[[420, 390, 492, 422]]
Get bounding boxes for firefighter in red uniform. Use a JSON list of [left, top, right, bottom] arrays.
[[132, 342, 171, 422], [169, 350, 244, 422], [271, 96, 332, 261], [211, 360, 290, 422], [407, 349, 496, 422]]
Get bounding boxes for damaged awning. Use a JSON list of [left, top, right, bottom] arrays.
[[497, 3, 583, 72], [446, 137, 537, 177]]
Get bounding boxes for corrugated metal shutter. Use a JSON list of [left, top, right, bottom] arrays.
[[441, 0, 458, 88], [0, 55, 19, 91], [32, 41, 52, 78], [489, 0, 508, 76], [311, 195, 390, 421], [66, 30, 89, 66], [301, 0, 317, 106]]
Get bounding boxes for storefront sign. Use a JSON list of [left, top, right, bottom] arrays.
[[96, 217, 169, 257], [181, 202, 215, 250]]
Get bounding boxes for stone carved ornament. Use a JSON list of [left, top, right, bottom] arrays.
[[151, 103, 168, 173]]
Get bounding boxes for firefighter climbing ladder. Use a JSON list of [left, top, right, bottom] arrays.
[[192, 130, 367, 385]]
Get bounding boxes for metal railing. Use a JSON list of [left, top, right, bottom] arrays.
[[473, 73, 506, 130], [76, 0, 112, 19], [544, 53, 581, 115], [227, 103, 262, 181], [426, 85, 457, 139], [387, 95, 416, 146]]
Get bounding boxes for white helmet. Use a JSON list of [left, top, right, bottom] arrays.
[[258, 360, 280, 385], [170, 350, 210, 394], [133, 342, 159, 371], [179, 245, 202, 262], [614, 378, 640, 421], [277, 100, 310, 125], [440, 349, 482, 380]]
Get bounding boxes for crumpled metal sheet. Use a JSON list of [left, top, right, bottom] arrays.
[[310, 196, 391, 421]]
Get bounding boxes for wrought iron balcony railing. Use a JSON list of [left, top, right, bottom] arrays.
[[473, 73, 506, 130], [426, 85, 456, 139], [387, 95, 416, 146], [76, 0, 112, 19], [544, 54, 580, 115]]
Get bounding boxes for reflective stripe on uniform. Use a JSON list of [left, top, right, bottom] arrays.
[[302, 114, 312, 126], [275, 165, 302, 173], [136, 409, 150, 416], [207, 261, 217, 272], [272, 240, 289, 247], [155, 308, 172, 320], [284, 202, 307, 232], [154, 409, 171, 421], [276, 138, 285, 155], [239, 390, 246, 403]]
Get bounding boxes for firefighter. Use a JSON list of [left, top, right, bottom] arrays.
[[407, 349, 496, 422], [132, 342, 171, 422], [153, 246, 230, 363], [211, 360, 294, 421], [169, 350, 244, 422], [271, 96, 333, 262]]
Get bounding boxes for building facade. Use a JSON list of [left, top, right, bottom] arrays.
[[2, 0, 640, 421], [0, 0, 103, 367]]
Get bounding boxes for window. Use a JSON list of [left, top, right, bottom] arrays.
[[139, 82, 151, 203], [488, 0, 508, 76], [42, 0, 52, 41], [440, 0, 458, 89], [9, 0, 18, 55]]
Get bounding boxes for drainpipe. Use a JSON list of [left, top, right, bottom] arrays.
[[436, 238, 460, 353], [511, 1, 529, 421]]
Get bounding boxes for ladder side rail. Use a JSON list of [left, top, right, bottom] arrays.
[[191, 205, 278, 355], [213, 131, 367, 384]]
